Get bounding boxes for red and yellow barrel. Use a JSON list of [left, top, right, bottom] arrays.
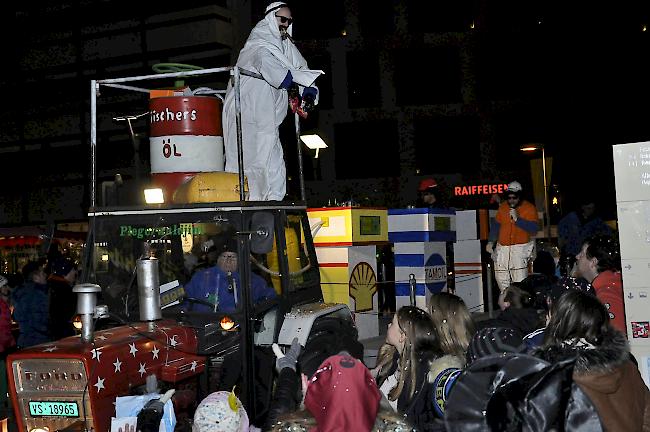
[[149, 96, 223, 201]]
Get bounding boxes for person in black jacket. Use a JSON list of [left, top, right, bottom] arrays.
[[476, 283, 545, 337], [12, 261, 50, 348], [48, 257, 78, 340]]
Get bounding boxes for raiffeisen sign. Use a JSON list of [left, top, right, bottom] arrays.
[[454, 183, 508, 196]]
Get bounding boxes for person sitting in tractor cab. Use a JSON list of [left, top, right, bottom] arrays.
[[183, 237, 276, 313]]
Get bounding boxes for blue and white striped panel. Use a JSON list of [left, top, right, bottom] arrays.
[[394, 242, 425, 287], [395, 282, 426, 296], [388, 209, 456, 243]]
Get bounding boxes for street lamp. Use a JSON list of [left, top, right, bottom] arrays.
[[300, 134, 328, 158], [520, 143, 551, 240]]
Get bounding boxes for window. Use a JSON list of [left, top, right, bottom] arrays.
[[284, 212, 320, 293]]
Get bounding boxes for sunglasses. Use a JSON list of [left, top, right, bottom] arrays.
[[275, 14, 293, 25], [506, 196, 519, 200]]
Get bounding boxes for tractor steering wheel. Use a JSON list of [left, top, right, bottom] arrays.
[[183, 296, 217, 312]]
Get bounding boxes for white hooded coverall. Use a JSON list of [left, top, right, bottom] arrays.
[[223, 2, 322, 201]]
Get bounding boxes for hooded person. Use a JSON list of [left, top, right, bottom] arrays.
[[271, 353, 414, 432], [486, 180, 539, 292], [222, 2, 323, 201], [192, 390, 260, 432]]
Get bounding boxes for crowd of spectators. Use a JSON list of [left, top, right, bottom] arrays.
[[0, 256, 78, 350], [252, 232, 649, 432]]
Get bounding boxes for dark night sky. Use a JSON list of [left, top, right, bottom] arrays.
[[5, 1, 650, 221], [297, 1, 650, 217]]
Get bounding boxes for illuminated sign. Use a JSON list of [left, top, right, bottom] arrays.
[[454, 184, 508, 196], [119, 224, 203, 239]]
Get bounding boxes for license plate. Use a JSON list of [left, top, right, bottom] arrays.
[[28, 401, 79, 417]]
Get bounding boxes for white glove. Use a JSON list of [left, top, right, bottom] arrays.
[[485, 242, 494, 254], [509, 208, 518, 222]]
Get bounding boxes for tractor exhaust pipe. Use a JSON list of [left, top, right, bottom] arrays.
[[73, 283, 102, 343], [136, 257, 162, 328]]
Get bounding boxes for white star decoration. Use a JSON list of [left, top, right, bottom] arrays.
[[113, 358, 122, 373], [169, 335, 178, 347], [129, 343, 138, 357], [43, 346, 58, 352], [190, 361, 197, 372], [91, 348, 102, 362], [94, 376, 105, 392], [138, 363, 147, 377], [151, 346, 160, 360]]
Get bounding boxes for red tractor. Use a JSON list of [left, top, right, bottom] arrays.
[[6, 67, 362, 432]]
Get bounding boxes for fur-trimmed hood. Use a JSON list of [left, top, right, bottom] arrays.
[[535, 330, 650, 432], [534, 329, 629, 375], [428, 354, 464, 384]]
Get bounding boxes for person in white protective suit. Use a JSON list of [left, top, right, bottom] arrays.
[[486, 181, 539, 292], [223, 2, 323, 201]]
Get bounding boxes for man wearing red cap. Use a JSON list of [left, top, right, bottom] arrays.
[[417, 178, 443, 208]]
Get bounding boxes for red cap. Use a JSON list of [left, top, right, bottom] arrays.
[[418, 178, 438, 191], [304, 354, 381, 432]]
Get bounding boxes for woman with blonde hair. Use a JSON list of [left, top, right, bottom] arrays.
[[424, 293, 476, 418], [427, 292, 475, 361]]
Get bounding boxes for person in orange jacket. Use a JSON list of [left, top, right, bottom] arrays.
[[486, 181, 539, 292]]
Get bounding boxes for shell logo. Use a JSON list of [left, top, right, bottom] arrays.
[[349, 262, 377, 312]]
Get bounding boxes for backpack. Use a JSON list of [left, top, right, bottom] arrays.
[[444, 353, 603, 432]]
